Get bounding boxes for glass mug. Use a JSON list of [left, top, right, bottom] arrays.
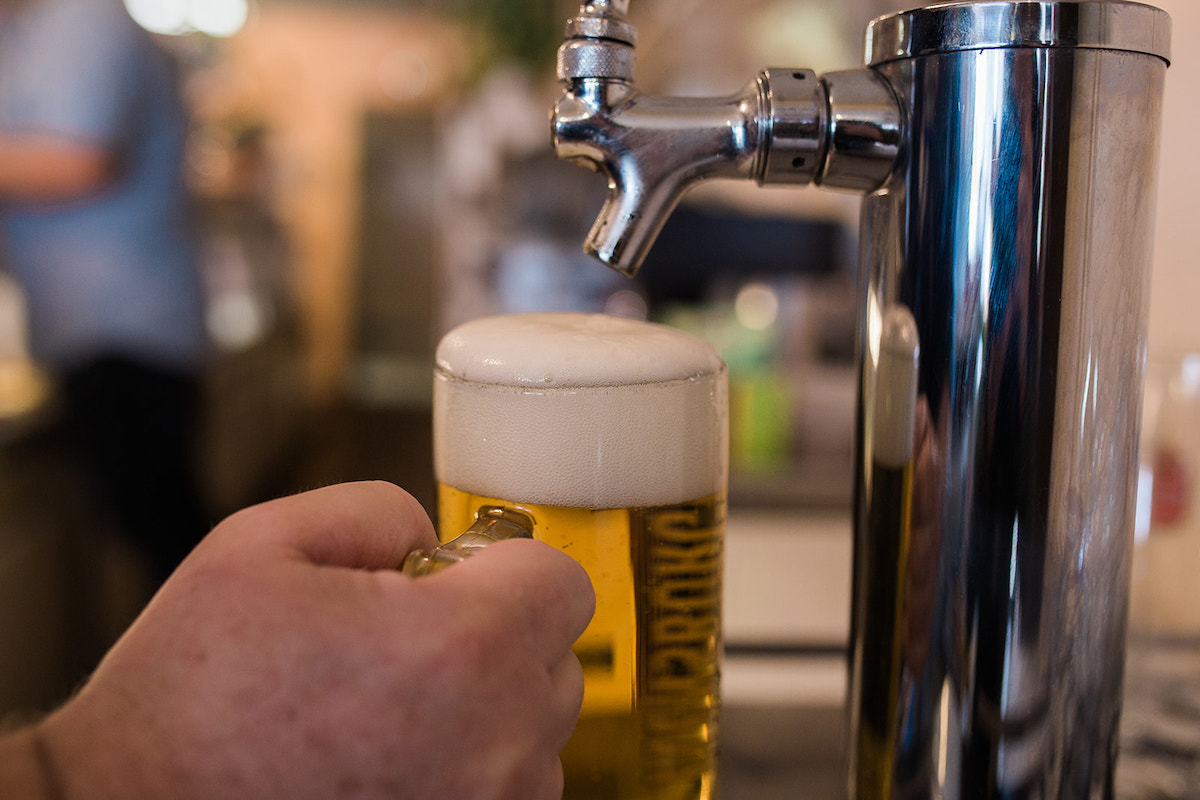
[[406, 312, 728, 800]]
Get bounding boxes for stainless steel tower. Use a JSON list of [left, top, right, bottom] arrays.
[[550, 2, 1172, 797]]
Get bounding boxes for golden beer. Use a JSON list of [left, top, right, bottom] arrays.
[[433, 313, 728, 800]]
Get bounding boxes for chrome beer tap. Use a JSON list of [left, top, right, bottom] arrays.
[[550, 2, 1173, 798], [551, 0, 900, 276]]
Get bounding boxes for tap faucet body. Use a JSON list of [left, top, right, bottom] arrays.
[[552, 76, 775, 276], [552, 6, 900, 276], [551, 2, 1171, 798]]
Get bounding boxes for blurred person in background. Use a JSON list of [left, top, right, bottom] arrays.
[[0, 0, 211, 586]]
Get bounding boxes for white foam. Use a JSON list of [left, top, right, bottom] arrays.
[[434, 313, 727, 509], [435, 312, 725, 388]]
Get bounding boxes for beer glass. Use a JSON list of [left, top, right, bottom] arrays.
[[415, 312, 727, 800]]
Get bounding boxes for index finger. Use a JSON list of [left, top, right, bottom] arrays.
[[430, 537, 596, 664], [209, 481, 439, 571]]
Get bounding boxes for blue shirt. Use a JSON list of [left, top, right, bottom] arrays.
[[0, 0, 207, 372]]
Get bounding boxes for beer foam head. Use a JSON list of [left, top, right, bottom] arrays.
[[434, 313, 727, 509]]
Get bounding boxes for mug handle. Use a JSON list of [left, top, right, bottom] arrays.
[[402, 505, 535, 576]]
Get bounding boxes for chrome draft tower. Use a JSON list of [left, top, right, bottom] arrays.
[[550, 2, 1172, 797]]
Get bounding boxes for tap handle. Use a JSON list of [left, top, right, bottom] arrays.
[[401, 506, 535, 577]]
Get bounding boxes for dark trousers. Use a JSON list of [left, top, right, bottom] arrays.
[[61, 354, 210, 585]]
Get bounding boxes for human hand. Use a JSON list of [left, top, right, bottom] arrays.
[[31, 481, 595, 800]]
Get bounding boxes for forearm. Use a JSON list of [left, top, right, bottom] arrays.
[[0, 727, 60, 800], [0, 132, 116, 202]]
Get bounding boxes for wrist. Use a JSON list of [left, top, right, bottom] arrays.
[[32, 698, 153, 800], [0, 726, 62, 800]]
